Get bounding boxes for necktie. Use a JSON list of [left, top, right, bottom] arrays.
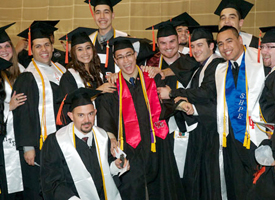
[[82, 137, 89, 144], [232, 62, 239, 86], [129, 77, 135, 86]]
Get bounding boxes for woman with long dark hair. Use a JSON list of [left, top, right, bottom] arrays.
[[0, 23, 26, 200], [58, 28, 116, 125]]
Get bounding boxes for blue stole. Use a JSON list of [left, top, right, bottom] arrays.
[[226, 54, 247, 143]]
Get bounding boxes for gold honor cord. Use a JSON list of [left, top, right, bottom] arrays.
[[72, 125, 108, 199], [118, 71, 124, 150], [32, 60, 47, 150], [52, 61, 65, 74], [256, 106, 273, 135], [1, 71, 12, 90]]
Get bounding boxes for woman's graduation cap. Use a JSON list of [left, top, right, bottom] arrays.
[[0, 22, 16, 43], [214, 0, 254, 19], [84, 0, 121, 18], [56, 88, 101, 125], [59, 27, 97, 63]]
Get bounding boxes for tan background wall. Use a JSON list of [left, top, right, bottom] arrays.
[[0, 0, 274, 50]]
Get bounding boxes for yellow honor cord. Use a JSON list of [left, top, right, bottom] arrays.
[[92, 31, 98, 45], [222, 63, 229, 148], [243, 60, 250, 149], [118, 71, 124, 150], [52, 62, 65, 74], [93, 128, 108, 200], [1, 71, 12, 90], [33, 59, 47, 150], [72, 124, 76, 148], [138, 67, 156, 152]]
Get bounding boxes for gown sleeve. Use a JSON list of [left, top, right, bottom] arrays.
[[12, 72, 40, 150]]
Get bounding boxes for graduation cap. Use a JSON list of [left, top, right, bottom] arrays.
[[84, 0, 121, 18], [189, 25, 219, 42], [259, 26, 275, 44], [0, 22, 16, 43], [59, 27, 97, 64], [0, 57, 12, 71], [170, 12, 200, 27], [17, 22, 57, 56], [56, 88, 101, 125], [146, 21, 178, 51], [107, 36, 139, 53], [214, 0, 253, 19], [31, 20, 60, 28]]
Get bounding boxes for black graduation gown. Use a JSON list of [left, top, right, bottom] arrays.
[[18, 49, 66, 68], [170, 57, 226, 200], [97, 74, 184, 200], [12, 72, 60, 200], [58, 71, 98, 126], [40, 133, 111, 200]]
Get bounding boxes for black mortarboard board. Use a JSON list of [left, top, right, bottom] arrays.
[[84, 0, 121, 8], [214, 0, 253, 19], [107, 36, 139, 53], [0, 22, 15, 43], [31, 20, 60, 28], [62, 88, 101, 111], [59, 27, 97, 47], [189, 25, 219, 42], [0, 57, 12, 71], [259, 26, 275, 44], [171, 12, 200, 27], [17, 22, 57, 41], [146, 21, 178, 38]]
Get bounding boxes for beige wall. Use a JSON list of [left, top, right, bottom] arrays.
[[0, 0, 274, 50]]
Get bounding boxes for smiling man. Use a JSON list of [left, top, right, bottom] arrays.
[[215, 26, 267, 200], [12, 22, 66, 200], [214, 0, 258, 48], [85, 0, 127, 77], [41, 88, 124, 200], [97, 37, 184, 200]]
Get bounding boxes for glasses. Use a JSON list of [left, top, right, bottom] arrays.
[[260, 45, 275, 50], [115, 52, 135, 61]]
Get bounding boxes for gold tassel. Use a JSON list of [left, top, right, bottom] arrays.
[[246, 134, 251, 149], [151, 143, 156, 152], [120, 138, 124, 151], [243, 132, 248, 147], [222, 132, 227, 147]]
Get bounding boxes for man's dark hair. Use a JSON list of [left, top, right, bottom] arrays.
[[218, 26, 239, 38], [205, 38, 216, 53], [94, 4, 113, 12]]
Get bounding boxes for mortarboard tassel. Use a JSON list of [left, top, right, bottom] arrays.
[[246, 134, 250, 149], [28, 26, 32, 56], [257, 31, 262, 63], [105, 40, 109, 68], [152, 26, 156, 51], [56, 94, 68, 126], [65, 34, 69, 64], [188, 30, 192, 57], [253, 166, 266, 184], [88, 0, 95, 19], [243, 131, 248, 147]]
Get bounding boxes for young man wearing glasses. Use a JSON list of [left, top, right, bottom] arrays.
[[96, 37, 184, 200]]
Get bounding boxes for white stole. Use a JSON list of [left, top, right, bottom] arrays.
[[89, 29, 127, 73], [2, 63, 24, 193], [25, 60, 65, 137], [239, 32, 253, 47], [56, 123, 121, 200]]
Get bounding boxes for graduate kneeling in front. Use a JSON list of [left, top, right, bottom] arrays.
[[40, 88, 128, 200]]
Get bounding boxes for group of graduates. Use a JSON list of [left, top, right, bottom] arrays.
[[0, 0, 275, 199]]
